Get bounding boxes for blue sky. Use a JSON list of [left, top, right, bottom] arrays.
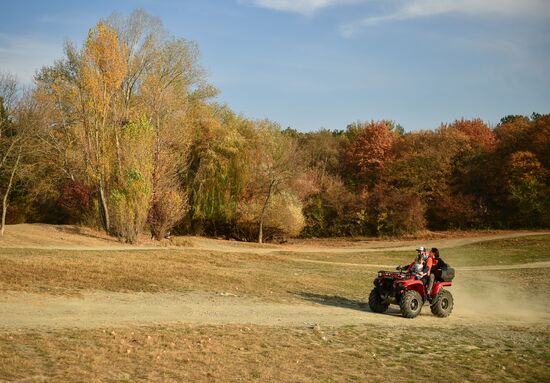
[[1, 0, 549, 132]]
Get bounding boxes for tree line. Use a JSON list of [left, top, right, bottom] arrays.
[[1, 10, 549, 243]]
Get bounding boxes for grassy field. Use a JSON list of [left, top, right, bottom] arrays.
[[1, 323, 548, 382], [1, 233, 549, 382]]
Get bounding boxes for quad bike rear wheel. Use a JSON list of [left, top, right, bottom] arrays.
[[399, 290, 423, 318], [430, 289, 454, 317], [368, 288, 390, 313]]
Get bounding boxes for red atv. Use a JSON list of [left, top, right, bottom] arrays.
[[368, 266, 455, 318]]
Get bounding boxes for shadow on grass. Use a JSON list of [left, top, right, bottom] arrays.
[[293, 291, 404, 317], [54, 225, 115, 243]]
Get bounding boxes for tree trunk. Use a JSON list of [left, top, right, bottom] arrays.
[[98, 180, 110, 233], [1, 152, 21, 236], [114, 128, 123, 180], [258, 180, 275, 244]]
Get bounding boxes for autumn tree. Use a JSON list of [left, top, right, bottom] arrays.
[[504, 151, 549, 227], [139, 37, 215, 239], [529, 114, 550, 169], [368, 185, 426, 236], [34, 10, 215, 242], [183, 105, 256, 236], [238, 122, 304, 243], [105, 10, 216, 240], [0, 74, 35, 235], [344, 120, 399, 190], [79, 22, 128, 232], [440, 118, 496, 152], [35, 21, 130, 232], [298, 130, 358, 236]]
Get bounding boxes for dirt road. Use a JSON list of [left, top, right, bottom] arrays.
[[2, 289, 548, 330]]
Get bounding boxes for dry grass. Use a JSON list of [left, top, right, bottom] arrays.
[[1, 323, 548, 383], [0, 248, 371, 301]]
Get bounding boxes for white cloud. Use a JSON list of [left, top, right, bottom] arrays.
[[341, 0, 550, 36], [242, 0, 364, 15]]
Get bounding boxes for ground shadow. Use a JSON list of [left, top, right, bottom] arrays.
[[53, 225, 116, 243], [292, 291, 367, 312], [293, 291, 404, 317]]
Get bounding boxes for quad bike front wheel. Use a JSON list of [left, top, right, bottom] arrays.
[[399, 290, 423, 318], [430, 289, 454, 317], [368, 288, 390, 313]]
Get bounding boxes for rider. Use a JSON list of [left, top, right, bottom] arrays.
[[410, 254, 428, 284], [404, 246, 427, 271]]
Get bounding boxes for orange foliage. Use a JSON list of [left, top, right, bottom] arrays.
[[494, 117, 530, 153], [440, 118, 496, 152], [507, 151, 544, 183], [349, 121, 396, 181]]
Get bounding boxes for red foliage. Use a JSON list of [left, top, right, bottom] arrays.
[[58, 181, 92, 222], [428, 193, 480, 230]]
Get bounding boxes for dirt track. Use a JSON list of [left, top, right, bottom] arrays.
[[2, 289, 548, 330]]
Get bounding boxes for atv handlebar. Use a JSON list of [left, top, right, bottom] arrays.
[[378, 269, 412, 279]]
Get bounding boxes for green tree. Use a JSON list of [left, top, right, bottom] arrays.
[[184, 105, 255, 235], [109, 118, 154, 243]]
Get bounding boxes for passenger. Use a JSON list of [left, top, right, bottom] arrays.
[[417, 248, 433, 300], [431, 247, 447, 270], [426, 247, 446, 297]]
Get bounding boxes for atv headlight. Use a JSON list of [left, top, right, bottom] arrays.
[[378, 271, 383, 277]]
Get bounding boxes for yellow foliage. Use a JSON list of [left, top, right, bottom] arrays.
[[81, 22, 127, 111]]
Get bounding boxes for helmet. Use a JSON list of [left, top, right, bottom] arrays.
[[416, 246, 425, 252], [431, 247, 439, 257]]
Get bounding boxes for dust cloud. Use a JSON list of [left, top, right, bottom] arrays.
[[450, 275, 550, 324]]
